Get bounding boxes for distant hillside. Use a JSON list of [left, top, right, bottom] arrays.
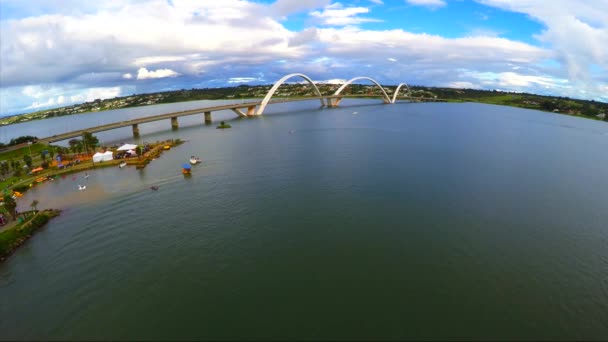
[[1, 84, 606, 127]]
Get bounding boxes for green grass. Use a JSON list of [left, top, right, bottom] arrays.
[[462, 94, 521, 105], [0, 143, 47, 161], [0, 143, 54, 191]]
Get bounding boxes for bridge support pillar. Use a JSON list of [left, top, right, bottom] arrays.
[[132, 124, 140, 137], [204, 111, 212, 124], [247, 106, 256, 116], [171, 117, 178, 130], [328, 98, 342, 107]]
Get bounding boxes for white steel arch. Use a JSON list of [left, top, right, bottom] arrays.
[[391, 83, 411, 103], [255, 73, 324, 115], [333, 76, 391, 105]]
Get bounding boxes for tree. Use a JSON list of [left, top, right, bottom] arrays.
[[54, 146, 67, 156], [0, 161, 8, 178], [23, 154, 33, 168], [540, 100, 555, 111], [581, 103, 596, 117], [30, 199, 39, 212], [3, 194, 17, 220], [8, 135, 38, 146], [69, 139, 81, 154], [135, 146, 144, 157], [12, 160, 22, 177], [82, 132, 99, 155]]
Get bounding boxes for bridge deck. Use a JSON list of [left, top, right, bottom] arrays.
[[39, 96, 439, 143]]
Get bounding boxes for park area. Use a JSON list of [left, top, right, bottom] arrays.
[[1, 133, 182, 224]]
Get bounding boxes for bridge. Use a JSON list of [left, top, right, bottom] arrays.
[[39, 73, 439, 144]]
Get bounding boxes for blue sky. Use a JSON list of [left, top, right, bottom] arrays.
[[1, 0, 606, 116]]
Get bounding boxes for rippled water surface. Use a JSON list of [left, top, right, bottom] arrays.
[[1, 100, 608, 340]]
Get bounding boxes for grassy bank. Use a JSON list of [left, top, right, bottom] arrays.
[[0, 209, 61, 262], [0, 143, 47, 160]]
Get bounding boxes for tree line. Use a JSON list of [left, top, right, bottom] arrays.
[[0, 135, 38, 149]]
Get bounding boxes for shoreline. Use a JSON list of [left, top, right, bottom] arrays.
[[1, 139, 184, 263], [7, 139, 184, 194], [0, 209, 61, 263]]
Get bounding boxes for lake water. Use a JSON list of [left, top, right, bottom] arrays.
[[1, 100, 608, 340]]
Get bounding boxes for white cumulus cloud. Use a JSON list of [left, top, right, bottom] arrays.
[[0, 0, 606, 115], [136, 67, 180, 80], [310, 3, 382, 26], [476, 0, 608, 86]]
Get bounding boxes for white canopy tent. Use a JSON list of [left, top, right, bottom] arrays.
[[117, 144, 138, 151], [92, 151, 114, 162]]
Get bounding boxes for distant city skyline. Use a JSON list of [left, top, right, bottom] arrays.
[[1, 0, 606, 116]]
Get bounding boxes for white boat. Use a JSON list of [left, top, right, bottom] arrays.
[[119, 161, 127, 168], [78, 184, 87, 191], [189, 156, 201, 164]]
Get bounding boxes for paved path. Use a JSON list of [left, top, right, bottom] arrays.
[[0, 216, 21, 233]]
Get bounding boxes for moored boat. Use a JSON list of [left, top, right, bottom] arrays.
[[119, 161, 127, 168], [189, 156, 201, 164]]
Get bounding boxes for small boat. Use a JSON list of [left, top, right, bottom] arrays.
[[352, 111, 358, 115], [119, 161, 127, 168], [78, 184, 87, 191], [163, 145, 171, 150], [182, 163, 192, 175], [289, 130, 296, 134], [189, 156, 201, 164], [150, 186, 159, 190]]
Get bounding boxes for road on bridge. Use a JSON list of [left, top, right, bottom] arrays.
[[36, 95, 439, 144]]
